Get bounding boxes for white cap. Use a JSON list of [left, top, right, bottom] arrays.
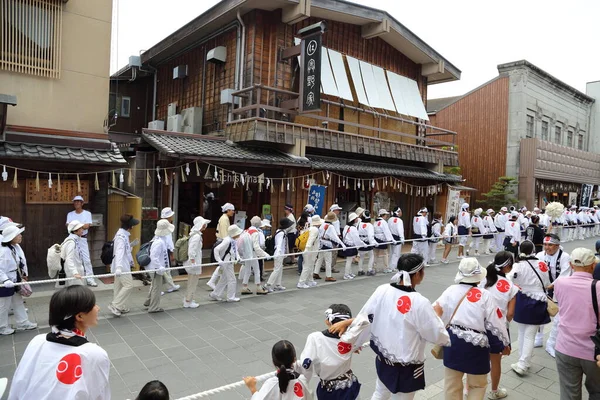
[[221, 203, 235, 212], [161, 207, 175, 219], [461, 203, 469, 210], [419, 207, 428, 214], [486, 209, 494, 214], [378, 209, 389, 216], [454, 258, 487, 284], [474, 208, 482, 216], [72, 195, 84, 202], [510, 211, 519, 218], [570, 248, 599, 267], [500, 207, 508, 212], [67, 220, 85, 234], [329, 204, 343, 212]]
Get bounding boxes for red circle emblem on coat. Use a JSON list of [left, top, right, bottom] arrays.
[[337, 342, 352, 355], [539, 262, 549, 273], [56, 353, 83, 385], [496, 308, 503, 319], [496, 280, 510, 293], [396, 296, 412, 314], [467, 288, 482, 303], [294, 382, 304, 397]]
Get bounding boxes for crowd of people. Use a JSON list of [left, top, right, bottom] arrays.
[[2, 198, 600, 399]]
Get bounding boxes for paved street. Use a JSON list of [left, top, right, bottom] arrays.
[[1, 238, 597, 400]]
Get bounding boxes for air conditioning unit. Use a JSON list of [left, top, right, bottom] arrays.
[[173, 65, 188, 80], [129, 55, 142, 68], [207, 46, 227, 64], [167, 103, 177, 117], [167, 114, 183, 132], [148, 120, 165, 130], [181, 107, 203, 134]]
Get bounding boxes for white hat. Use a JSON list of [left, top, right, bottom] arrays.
[[0, 225, 24, 243], [355, 207, 365, 216], [570, 248, 599, 267], [228, 225, 243, 238], [534, 207, 541, 212], [419, 207, 428, 214], [310, 215, 323, 226], [304, 204, 315, 213], [161, 207, 175, 219], [72, 196, 84, 202], [260, 219, 271, 228], [500, 207, 508, 212], [68, 220, 85, 234], [510, 211, 519, 218], [474, 208, 482, 216], [454, 258, 487, 284], [486, 209, 495, 214], [192, 216, 210, 229], [329, 204, 343, 212], [155, 219, 175, 237], [461, 203, 469, 210], [221, 203, 235, 213], [0, 217, 18, 233], [378, 209, 389, 216], [347, 212, 359, 223], [393, 207, 402, 214]]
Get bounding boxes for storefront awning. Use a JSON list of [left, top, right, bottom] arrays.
[[142, 131, 309, 167], [308, 155, 461, 182], [0, 142, 127, 165], [448, 185, 477, 192]]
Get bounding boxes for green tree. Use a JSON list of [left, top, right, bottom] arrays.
[[477, 176, 518, 210]]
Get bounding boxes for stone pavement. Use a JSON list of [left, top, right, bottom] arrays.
[[1, 238, 597, 400]]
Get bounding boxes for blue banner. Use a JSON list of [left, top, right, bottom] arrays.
[[308, 185, 326, 216]]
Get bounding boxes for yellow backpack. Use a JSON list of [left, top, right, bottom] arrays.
[[295, 230, 310, 251]]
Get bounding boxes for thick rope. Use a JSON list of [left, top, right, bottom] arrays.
[[1, 225, 595, 288]]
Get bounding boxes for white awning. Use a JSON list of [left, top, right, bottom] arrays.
[[359, 60, 383, 109], [372, 65, 397, 112], [387, 71, 429, 120], [346, 56, 369, 106], [327, 49, 354, 101], [320, 47, 339, 97]]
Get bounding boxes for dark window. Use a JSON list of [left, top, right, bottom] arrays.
[[526, 115, 534, 138], [578, 134, 584, 150], [555, 126, 562, 145], [567, 130, 573, 147], [541, 121, 549, 140]]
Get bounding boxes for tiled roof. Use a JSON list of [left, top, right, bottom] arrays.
[[426, 96, 463, 113], [308, 155, 461, 182], [142, 131, 309, 165], [0, 142, 127, 165]]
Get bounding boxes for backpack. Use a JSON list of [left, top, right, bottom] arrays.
[[211, 239, 232, 263], [101, 241, 114, 265], [136, 241, 153, 268], [174, 232, 197, 264], [47, 238, 74, 279], [265, 230, 283, 256], [295, 230, 310, 251]]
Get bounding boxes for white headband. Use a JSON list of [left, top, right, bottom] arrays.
[[494, 257, 512, 271], [391, 261, 425, 286], [324, 308, 351, 323]]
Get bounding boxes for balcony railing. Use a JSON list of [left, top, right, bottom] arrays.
[[226, 84, 458, 166]]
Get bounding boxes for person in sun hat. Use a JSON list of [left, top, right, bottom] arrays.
[[243, 216, 270, 295], [66, 196, 97, 287], [156, 207, 180, 294], [297, 215, 323, 289], [107, 214, 140, 317], [61, 220, 87, 287], [0, 224, 37, 335], [329, 204, 343, 237], [553, 247, 600, 399], [182, 216, 210, 309], [210, 225, 243, 302], [434, 257, 509, 398], [207, 203, 236, 290], [314, 212, 346, 282], [144, 219, 175, 313]]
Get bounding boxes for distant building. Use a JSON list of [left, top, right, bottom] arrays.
[[429, 60, 598, 208]]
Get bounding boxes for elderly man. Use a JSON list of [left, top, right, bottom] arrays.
[[66, 196, 97, 287], [554, 248, 600, 399]]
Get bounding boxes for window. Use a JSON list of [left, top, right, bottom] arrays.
[[1, 0, 63, 78], [555, 126, 562, 145], [567, 130, 573, 147], [526, 115, 534, 138], [541, 120, 549, 140], [109, 94, 131, 118], [578, 133, 585, 150], [121, 97, 131, 118]]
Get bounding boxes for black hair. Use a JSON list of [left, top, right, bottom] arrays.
[[135, 380, 169, 400], [397, 253, 424, 273], [448, 216, 456, 224], [48, 286, 96, 330], [485, 251, 514, 288], [531, 215, 539, 224], [297, 212, 310, 228], [272, 340, 296, 394], [327, 304, 352, 324], [518, 240, 536, 260]]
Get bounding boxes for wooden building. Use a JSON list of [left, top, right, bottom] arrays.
[[109, 0, 464, 244], [428, 60, 597, 208]]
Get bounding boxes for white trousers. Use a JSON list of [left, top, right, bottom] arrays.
[[358, 250, 374, 272], [469, 237, 481, 251], [411, 241, 428, 261], [111, 274, 133, 311], [241, 260, 260, 285], [371, 377, 415, 400], [212, 263, 237, 300], [517, 323, 539, 370], [345, 257, 355, 276], [546, 313, 560, 353], [299, 252, 317, 284], [495, 232, 505, 252], [78, 238, 94, 276], [0, 293, 29, 329], [389, 243, 402, 271], [315, 252, 333, 277], [428, 242, 438, 263], [458, 234, 469, 247], [267, 256, 284, 286], [208, 266, 221, 287]]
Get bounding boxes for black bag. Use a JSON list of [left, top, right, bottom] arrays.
[[590, 279, 600, 358], [210, 239, 232, 263], [57, 259, 66, 286], [101, 241, 114, 265], [264, 230, 282, 256], [136, 241, 152, 267]]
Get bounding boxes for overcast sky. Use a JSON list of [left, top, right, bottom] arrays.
[[110, 0, 600, 99]]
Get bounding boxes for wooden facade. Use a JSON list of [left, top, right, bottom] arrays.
[[428, 76, 509, 203]]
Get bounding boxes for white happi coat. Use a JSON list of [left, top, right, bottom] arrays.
[[507, 259, 550, 302], [341, 284, 449, 364], [8, 334, 110, 400], [300, 331, 358, 381], [479, 277, 519, 318], [251, 375, 312, 400]]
